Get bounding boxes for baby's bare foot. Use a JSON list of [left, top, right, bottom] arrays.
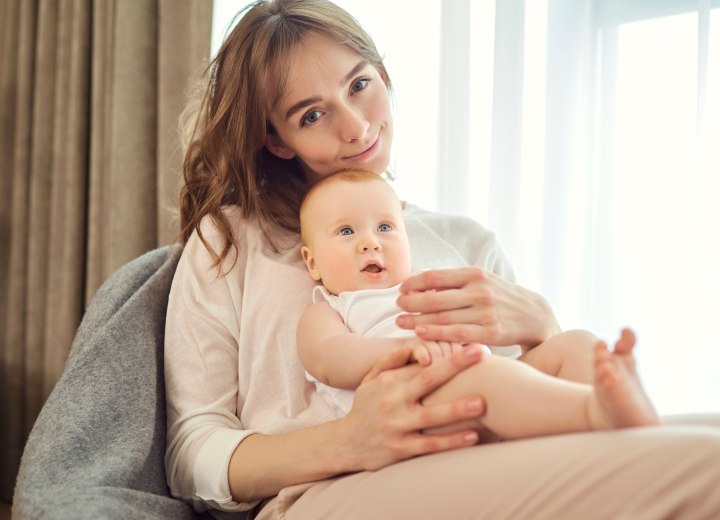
[[592, 329, 660, 428]]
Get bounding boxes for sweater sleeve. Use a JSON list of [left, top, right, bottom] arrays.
[[163, 219, 258, 514], [403, 204, 515, 280]]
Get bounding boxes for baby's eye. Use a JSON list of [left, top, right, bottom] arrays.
[[300, 110, 322, 127], [351, 78, 369, 94], [378, 223, 392, 232], [338, 227, 354, 236]]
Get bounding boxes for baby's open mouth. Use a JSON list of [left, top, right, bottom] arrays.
[[362, 263, 382, 273]]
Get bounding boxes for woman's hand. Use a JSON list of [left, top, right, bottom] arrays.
[[395, 267, 560, 350], [339, 344, 487, 472]]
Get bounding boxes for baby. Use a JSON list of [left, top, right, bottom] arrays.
[[297, 170, 659, 439]]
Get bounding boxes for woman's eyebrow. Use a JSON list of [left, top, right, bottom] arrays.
[[285, 96, 322, 121], [341, 60, 369, 87], [284, 60, 370, 121]]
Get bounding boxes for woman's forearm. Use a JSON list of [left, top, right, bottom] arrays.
[[229, 346, 488, 503], [520, 290, 561, 351], [228, 417, 354, 502]]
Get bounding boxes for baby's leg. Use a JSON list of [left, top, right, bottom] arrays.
[[424, 354, 596, 439], [424, 330, 659, 439], [519, 329, 596, 383]]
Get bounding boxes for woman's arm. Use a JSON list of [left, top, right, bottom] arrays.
[[229, 345, 488, 503], [396, 267, 560, 351], [168, 213, 488, 511], [296, 301, 407, 389]]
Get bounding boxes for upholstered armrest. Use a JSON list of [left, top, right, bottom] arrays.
[[13, 246, 202, 519]]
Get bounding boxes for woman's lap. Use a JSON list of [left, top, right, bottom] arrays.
[[256, 422, 720, 520]]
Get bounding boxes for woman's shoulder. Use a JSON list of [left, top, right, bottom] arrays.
[[402, 202, 512, 276], [186, 205, 299, 271], [195, 205, 249, 238], [403, 202, 496, 240], [194, 205, 276, 248], [182, 205, 259, 273]]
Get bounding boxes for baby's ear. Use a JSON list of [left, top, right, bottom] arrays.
[[265, 134, 296, 160], [300, 246, 321, 281]]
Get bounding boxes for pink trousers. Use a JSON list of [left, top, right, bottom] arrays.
[[255, 416, 720, 520]]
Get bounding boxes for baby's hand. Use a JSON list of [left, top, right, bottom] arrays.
[[406, 337, 464, 366]]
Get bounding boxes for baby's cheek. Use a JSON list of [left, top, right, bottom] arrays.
[[323, 259, 355, 293]]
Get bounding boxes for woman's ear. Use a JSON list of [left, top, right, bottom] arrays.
[[265, 134, 296, 160], [301, 246, 321, 281]]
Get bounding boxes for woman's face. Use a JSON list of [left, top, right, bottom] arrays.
[[266, 32, 393, 184]]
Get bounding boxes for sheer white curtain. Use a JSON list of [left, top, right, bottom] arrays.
[[212, 0, 720, 414], [515, 0, 720, 415]]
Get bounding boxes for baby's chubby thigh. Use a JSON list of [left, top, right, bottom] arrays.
[[419, 354, 530, 441], [519, 329, 598, 383]]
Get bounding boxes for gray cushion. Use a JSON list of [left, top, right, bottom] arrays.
[[13, 246, 205, 519]]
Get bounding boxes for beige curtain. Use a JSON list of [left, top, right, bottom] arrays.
[[0, 0, 212, 502]]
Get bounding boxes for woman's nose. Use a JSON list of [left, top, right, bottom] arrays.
[[339, 105, 370, 142]]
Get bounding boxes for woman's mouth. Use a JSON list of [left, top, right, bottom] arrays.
[[345, 134, 380, 161]]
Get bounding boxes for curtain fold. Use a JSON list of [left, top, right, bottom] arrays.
[[1, 0, 39, 503], [0, 0, 212, 502], [86, 0, 159, 298]]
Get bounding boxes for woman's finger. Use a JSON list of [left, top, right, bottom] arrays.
[[362, 347, 413, 383], [399, 267, 487, 294], [417, 323, 500, 345], [396, 307, 492, 331], [400, 429, 481, 457], [397, 281, 499, 314], [396, 287, 470, 314], [404, 397, 487, 433], [405, 344, 485, 402]]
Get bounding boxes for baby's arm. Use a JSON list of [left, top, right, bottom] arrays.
[[297, 301, 408, 390]]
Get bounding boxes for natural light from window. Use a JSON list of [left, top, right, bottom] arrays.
[[606, 11, 720, 414], [210, 1, 720, 415]]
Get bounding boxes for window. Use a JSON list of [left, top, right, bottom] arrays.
[[587, 2, 720, 413], [211, 0, 720, 414]]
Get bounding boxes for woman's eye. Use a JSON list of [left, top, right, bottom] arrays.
[[351, 78, 369, 94], [339, 227, 354, 236], [378, 223, 392, 232], [300, 110, 321, 127]]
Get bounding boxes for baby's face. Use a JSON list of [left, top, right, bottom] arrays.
[[301, 179, 411, 295]]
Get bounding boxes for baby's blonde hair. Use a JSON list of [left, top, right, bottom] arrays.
[[299, 171, 400, 246]]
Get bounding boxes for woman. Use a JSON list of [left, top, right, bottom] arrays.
[[164, 0, 720, 517]]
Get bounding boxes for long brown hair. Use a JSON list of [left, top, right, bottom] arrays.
[[179, 0, 391, 267]]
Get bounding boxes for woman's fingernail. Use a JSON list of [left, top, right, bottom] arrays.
[[464, 432, 479, 444], [415, 326, 427, 335], [467, 399, 483, 412]]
